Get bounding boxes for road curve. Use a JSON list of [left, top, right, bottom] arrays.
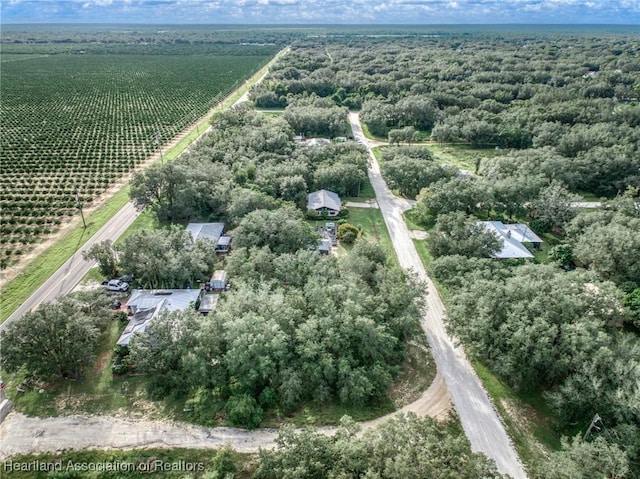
[[0, 373, 451, 459], [349, 112, 527, 479]]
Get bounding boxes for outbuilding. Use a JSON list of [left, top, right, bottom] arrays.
[[209, 270, 227, 291]]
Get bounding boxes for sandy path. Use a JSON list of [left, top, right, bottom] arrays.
[[0, 373, 450, 459]]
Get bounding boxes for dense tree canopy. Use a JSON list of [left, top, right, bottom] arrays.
[[1, 292, 112, 380], [119, 225, 217, 289], [428, 212, 502, 259], [129, 242, 423, 428], [255, 414, 503, 479], [256, 35, 639, 198]]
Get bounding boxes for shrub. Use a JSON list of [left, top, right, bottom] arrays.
[[337, 223, 360, 244], [225, 394, 263, 429]]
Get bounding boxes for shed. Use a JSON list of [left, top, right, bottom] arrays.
[[198, 294, 219, 315], [210, 270, 227, 291], [215, 235, 232, 253]]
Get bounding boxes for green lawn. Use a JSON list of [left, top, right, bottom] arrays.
[[427, 143, 505, 171], [360, 122, 387, 142], [343, 207, 397, 265]]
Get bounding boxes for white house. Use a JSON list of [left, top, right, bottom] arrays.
[[478, 221, 543, 259]]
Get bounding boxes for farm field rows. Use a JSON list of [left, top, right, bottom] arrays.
[[0, 47, 277, 267]]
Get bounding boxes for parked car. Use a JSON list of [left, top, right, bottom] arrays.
[[101, 279, 129, 292]]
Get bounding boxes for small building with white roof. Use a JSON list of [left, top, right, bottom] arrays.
[[478, 221, 543, 259]]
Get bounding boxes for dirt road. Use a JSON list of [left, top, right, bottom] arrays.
[[349, 112, 527, 479], [0, 373, 450, 458]]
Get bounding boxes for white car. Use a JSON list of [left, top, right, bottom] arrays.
[[102, 279, 129, 292]]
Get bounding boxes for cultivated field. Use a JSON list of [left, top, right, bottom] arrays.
[[0, 45, 277, 267]]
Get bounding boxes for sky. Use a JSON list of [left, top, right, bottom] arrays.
[[1, 0, 639, 25]]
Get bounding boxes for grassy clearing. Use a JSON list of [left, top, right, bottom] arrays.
[[115, 208, 161, 246], [403, 209, 426, 231], [412, 239, 434, 269], [0, 48, 286, 325], [428, 143, 504, 171], [3, 449, 254, 479], [360, 122, 387, 142], [344, 207, 397, 265], [0, 186, 130, 324]]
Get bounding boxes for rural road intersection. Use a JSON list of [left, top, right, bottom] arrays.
[[1, 106, 526, 478]]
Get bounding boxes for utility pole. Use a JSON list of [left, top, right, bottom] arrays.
[[75, 186, 87, 229]]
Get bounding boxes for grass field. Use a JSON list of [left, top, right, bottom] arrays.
[[0, 46, 277, 266], [427, 143, 505, 171]]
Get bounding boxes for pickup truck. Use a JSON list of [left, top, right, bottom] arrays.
[[101, 279, 129, 292]]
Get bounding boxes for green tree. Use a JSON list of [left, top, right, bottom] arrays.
[[119, 225, 216, 289], [382, 155, 455, 198], [548, 244, 575, 268], [418, 177, 492, 217], [129, 309, 201, 399], [255, 414, 502, 479], [447, 265, 626, 390], [573, 215, 640, 285], [232, 205, 319, 254], [82, 240, 119, 279], [539, 435, 630, 479], [527, 181, 579, 232], [428, 212, 502, 259], [1, 296, 109, 380], [337, 223, 359, 244]]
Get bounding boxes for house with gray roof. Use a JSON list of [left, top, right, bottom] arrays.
[[307, 189, 341, 216], [186, 223, 224, 244], [478, 221, 543, 259], [186, 223, 231, 252], [117, 289, 202, 346]]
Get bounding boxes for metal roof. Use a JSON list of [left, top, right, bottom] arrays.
[[117, 289, 201, 346], [186, 223, 225, 244], [307, 189, 341, 212], [198, 294, 219, 313], [478, 221, 538, 259]]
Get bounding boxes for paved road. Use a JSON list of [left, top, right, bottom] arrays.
[[349, 112, 527, 479], [0, 203, 141, 333]]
